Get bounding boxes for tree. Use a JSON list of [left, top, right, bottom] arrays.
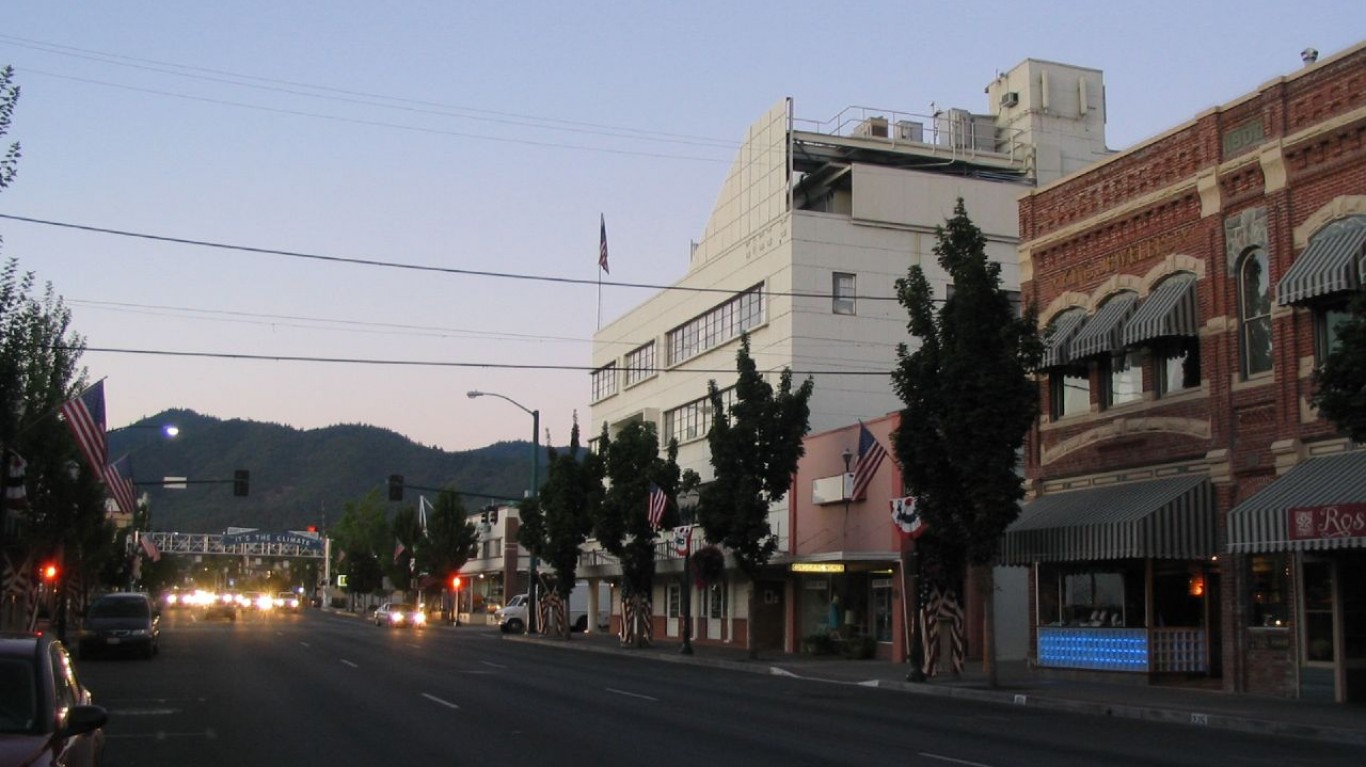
[[0, 66, 18, 192], [519, 417, 602, 638], [890, 198, 1041, 685], [592, 419, 680, 647], [333, 489, 390, 607], [390, 504, 421, 595], [698, 333, 813, 659], [415, 488, 479, 613], [1313, 291, 1366, 440]]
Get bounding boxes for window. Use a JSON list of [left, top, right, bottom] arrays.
[[1248, 553, 1289, 628], [623, 342, 656, 386], [1156, 337, 1201, 396], [663, 388, 736, 444], [1103, 350, 1143, 408], [1049, 363, 1090, 420], [1314, 301, 1351, 364], [1239, 248, 1273, 377], [590, 363, 618, 402], [666, 284, 765, 365], [709, 582, 727, 619], [832, 272, 856, 315], [667, 583, 681, 618]]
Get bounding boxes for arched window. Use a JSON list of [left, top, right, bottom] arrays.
[[1238, 248, 1273, 377]]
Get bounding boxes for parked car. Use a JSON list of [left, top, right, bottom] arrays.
[[78, 592, 160, 659], [374, 603, 425, 628], [0, 632, 107, 767]]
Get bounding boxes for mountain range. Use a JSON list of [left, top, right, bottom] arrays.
[[109, 409, 538, 533]]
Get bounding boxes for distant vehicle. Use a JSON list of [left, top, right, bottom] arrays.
[[495, 582, 611, 634], [0, 632, 107, 767], [240, 592, 273, 611], [275, 592, 301, 612], [374, 603, 425, 628], [78, 592, 160, 659], [200, 595, 237, 622]]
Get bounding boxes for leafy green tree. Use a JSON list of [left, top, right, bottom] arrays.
[[592, 420, 680, 647], [1313, 292, 1366, 440], [890, 198, 1041, 685], [415, 488, 479, 613], [0, 66, 18, 192], [333, 489, 390, 606], [698, 333, 813, 659], [519, 418, 602, 638]]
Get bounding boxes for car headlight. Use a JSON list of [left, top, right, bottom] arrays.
[[129, 629, 149, 636], [412, 612, 426, 625]]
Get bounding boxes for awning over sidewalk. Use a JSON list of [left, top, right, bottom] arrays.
[[1227, 450, 1366, 553], [1000, 474, 1216, 564]]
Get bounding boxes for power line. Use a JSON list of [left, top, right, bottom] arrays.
[[64, 345, 894, 377], [0, 213, 905, 302]]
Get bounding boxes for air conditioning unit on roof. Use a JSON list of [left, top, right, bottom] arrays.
[[1000, 91, 1020, 108]]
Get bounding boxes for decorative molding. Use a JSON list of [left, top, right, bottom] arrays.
[[1041, 416, 1211, 465], [1293, 196, 1366, 248], [1197, 169, 1221, 218], [1224, 207, 1268, 275], [1138, 255, 1205, 293], [1259, 143, 1287, 194]]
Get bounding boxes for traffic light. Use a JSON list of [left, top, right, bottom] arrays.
[[39, 562, 59, 582], [388, 474, 404, 502], [451, 575, 462, 591], [233, 469, 249, 497], [306, 525, 318, 533]]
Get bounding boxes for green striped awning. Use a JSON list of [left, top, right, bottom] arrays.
[[1227, 451, 1366, 553], [1000, 475, 1217, 564], [1040, 311, 1087, 368], [1123, 275, 1199, 346], [1069, 292, 1139, 359], [1276, 227, 1366, 306]]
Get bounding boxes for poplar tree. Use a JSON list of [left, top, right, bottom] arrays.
[[891, 199, 1041, 685], [699, 333, 813, 659]]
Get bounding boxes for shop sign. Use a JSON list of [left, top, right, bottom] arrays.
[[791, 563, 845, 573], [1287, 504, 1366, 541]]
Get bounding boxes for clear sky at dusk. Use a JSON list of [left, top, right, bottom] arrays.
[[2, 2, 1362, 451]]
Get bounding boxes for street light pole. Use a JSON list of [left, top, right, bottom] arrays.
[[678, 489, 699, 655], [467, 390, 540, 634]]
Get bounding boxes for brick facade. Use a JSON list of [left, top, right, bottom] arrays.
[[1019, 42, 1366, 697]]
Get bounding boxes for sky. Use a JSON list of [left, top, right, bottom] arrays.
[[1, 2, 1363, 452]]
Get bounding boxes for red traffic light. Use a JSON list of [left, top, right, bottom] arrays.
[[451, 576, 462, 591], [306, 525, 318, 533], [40, 563, 59, 582]]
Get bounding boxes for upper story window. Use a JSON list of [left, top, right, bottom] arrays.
[[1050, 364, 1091, 420], [1238, 248, 1273, 377], [663, 387, 736, 444], [666, 285, 765, 366], [1122, 272, 1201, 399], [1276, 217, 1366, 365], [833, 273, 856, 315], [1315, 302, 1352, 363], [1156, 336, 1202, 396], [590, 362, 618, 402], [1103, 350, 1143, 408], [623, 342, 656, 387]]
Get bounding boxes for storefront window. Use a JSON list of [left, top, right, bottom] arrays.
[[1038, 563, 1144, 627], [1304, 559, 1335, 663], [1249, 553, 1290, 628], [872, 578, 893, 642], [666, 583, 680, 619], [709, 582, 727, 620]]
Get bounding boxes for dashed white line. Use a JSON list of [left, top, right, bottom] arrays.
[[340, 659, 358, 668], [421, 693, 460, 710], [299, 641, 311, 648], [605, 688, 658, 702], [480, 660, 507, 669]]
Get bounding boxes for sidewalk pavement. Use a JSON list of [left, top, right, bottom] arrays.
[[495, 627, 1366, 747]]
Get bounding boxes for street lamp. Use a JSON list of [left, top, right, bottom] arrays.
[[467, 390, 540, 634], [678, 488, 700, 655]]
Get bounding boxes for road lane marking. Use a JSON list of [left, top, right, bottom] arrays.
[[605, 688, 658, 702], [340, 659, 359, 668], [299, 641, 311, 648], [918, 754, 994, 767], [480, 661, 507, 669], [107, 708, 180, 716], [421, 693, 460, 710]]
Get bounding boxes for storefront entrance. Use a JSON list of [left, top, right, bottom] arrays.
[[1302, 551, 1366, 703]]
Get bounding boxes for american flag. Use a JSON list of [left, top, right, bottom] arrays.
[[103, 454, 139, 517], [139, 533, 161, 562], [599, 214, 610, 274], [647, 483, 667, 530], [851, 421, 887, 500], [60, 380, 107, 478]]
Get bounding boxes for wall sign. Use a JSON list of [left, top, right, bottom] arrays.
[[1287, 504, 1366, 542]]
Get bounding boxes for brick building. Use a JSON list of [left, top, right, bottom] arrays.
[[1010, 41, 1366, 703]]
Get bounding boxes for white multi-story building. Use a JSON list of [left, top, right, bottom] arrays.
[[591, 58, 1112, 481]]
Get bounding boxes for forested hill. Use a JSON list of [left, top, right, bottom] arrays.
[[109, 409, 539, 534]]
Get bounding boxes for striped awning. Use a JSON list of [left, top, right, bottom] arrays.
[[1069, 293, 1138, 359], [1275, 227, 1366, 306], [1040, 311, 1087, 368], [1227, 451, 1366, 553], [1000, 474, 1217, 565], [1123, 275, 1199, 346]]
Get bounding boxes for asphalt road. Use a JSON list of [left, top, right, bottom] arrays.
[[74, 609, 1364, 767]]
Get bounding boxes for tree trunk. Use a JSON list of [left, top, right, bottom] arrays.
[[978, 565, 998, 687]]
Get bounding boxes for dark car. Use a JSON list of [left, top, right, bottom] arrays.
[[0, 632, 107, 767], [79, 592, 160, 659]]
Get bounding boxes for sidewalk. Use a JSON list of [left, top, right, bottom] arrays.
[[500, 627, 1366, 746]]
